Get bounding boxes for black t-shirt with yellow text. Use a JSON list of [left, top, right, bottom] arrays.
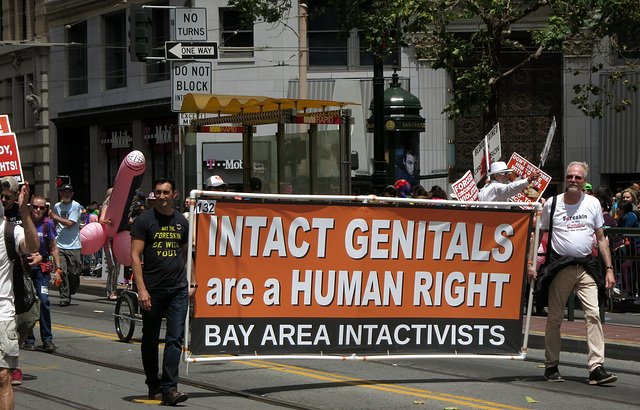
[[130, 208, 189, 291]]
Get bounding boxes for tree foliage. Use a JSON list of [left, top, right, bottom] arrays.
[[229, 0, 640, 127]]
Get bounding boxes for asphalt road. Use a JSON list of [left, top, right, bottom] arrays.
[[14, 290, 640, 409]]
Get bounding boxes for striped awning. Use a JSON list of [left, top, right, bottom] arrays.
[[180, 93, 359, 114]]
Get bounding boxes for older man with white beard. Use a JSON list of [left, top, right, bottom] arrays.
[[528, 161, 617, 385]]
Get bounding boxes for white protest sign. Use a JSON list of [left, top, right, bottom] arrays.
[[472, 123, 501, 183], [539, 116, 556, 168]]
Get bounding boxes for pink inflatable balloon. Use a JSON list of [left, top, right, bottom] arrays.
[[112, 231, 132, 266], [80, 222, 107, 255]]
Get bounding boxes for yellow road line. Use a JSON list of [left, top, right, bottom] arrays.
[[52, 324, 528, 410], [238, 360, 528, 410]]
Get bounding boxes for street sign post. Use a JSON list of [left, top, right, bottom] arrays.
[[165, 41, 218, 60], [172, 8, 207, 41], [172, 62, 212, 112]]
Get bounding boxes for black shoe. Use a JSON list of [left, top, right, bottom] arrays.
[[589, 366, 617, 385], [161, 390, 188, 406], [544, 365, 564, 382], [43, 340, 57, 353], [22, 342, 35, 351], [148, 387, 163, 400], [59, 301, 70, 307]]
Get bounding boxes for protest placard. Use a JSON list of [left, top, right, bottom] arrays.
[[507, 153, 551, 204], [0, 115, 24, 182], [539, 117, 556, 168], [472, 123, 501, 183], [451, 170, 479, 202]]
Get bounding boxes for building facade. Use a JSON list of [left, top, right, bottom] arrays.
[[0, 0, 50, 197], [1, 0, 636, 204]]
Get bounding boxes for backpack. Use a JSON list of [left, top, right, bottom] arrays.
[[4, 221, 38, 314]]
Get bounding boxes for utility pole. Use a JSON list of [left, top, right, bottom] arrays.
[[371, 58, 387, 194], [298, 3, 308, 103]]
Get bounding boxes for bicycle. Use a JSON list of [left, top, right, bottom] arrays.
[[113, 281, 142, 342]]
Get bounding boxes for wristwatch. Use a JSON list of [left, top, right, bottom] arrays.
[[605, 266, 614, 270], [190, 284, 198, 288]]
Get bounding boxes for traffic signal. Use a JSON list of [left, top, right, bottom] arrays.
[[55, 175, 70, 189], [129, 4, 151, 62]]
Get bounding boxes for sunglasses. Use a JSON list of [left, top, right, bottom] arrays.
[[1, 194, 13, 200], [565, 174, 584, 181], [32, 205, 47, 210]]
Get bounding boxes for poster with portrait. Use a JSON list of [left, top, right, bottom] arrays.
[[394, 135, 420, 189]]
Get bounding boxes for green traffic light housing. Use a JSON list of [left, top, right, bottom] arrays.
[[129, 4, 151, 62]]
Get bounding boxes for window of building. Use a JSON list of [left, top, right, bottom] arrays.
[[306, 1, 399, 70], [147, 6, 170, 83], [219, 8, 254, 58], [68, 21, 88, 95], [307, 3, 347, 67], [143, 119, 175, 182], [102, 124, 133, 184], [105, 12, 127, 90]]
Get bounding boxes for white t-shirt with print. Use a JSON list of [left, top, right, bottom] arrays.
[[0, 220, 25, 320], [539, 193, 603, 258]]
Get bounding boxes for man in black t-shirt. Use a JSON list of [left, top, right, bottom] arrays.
[[130, 178, 196, 406]]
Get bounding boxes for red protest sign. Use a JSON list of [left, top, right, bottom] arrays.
[[451, 170, 479, 202], [507, 153, 551, 204], [0, 133, 25, 182], [0, 115, 11, 135]]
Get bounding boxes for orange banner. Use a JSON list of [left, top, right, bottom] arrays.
[[191, 201, 533, 355], [195, 202, 531, 319]]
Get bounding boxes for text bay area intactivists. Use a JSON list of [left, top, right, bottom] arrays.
[[189, 200, 533, 356]]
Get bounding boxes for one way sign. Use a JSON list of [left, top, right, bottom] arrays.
[[165, 41, 218, 60]]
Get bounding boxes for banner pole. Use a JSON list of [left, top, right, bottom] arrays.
[[182, 190, 198, 364], [521, 202, 542, 357]]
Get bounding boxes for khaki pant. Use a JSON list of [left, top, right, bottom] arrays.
[[545, 265, 605, 372]]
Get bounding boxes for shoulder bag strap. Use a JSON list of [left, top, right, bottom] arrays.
[[544, 195, 558, 260], [4, 221, 17, 261]]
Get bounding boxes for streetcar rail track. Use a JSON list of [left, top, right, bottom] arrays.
[[51, 351, 318, 410], [14, 385, 99, 409]]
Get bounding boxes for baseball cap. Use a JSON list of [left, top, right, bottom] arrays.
[[60, 184, 73, 191], [583, 183, 592, 190], [147, 192, 155, 200], [204, 175, 227, 189], [1, 176, 19, 193]]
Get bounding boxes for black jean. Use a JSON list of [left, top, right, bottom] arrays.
[[140, 286, 188, 393]]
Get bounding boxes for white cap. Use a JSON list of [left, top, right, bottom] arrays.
[[1, 176, 19, 193], [204, 175, 227, 189]]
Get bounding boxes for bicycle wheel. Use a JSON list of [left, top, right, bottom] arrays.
[[114, 294, 136, 342]]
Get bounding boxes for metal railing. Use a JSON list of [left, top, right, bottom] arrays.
[[602, 227, 640, 309]]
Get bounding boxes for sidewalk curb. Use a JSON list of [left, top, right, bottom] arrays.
[[527, 334, 638, 363]]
